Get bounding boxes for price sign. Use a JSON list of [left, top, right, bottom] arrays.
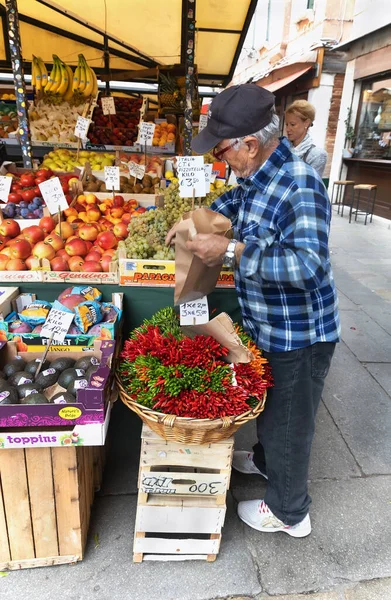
[[203, 164, 213, 193], [128, 161, 146, 180], [198, 114, 208, 132], [137, 121, 155, 146], [177, 156, 206, 198], [104, 166, 120, 191], [38, 177, 68, 214], [0, 176, 12, 202], [228, 170, 237, 186], [180, 296, 209, 325], [101, 96, 116, 116], [74, 116, 91, 140], [41, 301, 74, 343]]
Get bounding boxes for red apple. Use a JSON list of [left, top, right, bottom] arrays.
[[44, 234, 64, 252], [100, 254, 113, 272], [39, 216, 56, 234], [32, 241, 56, 260], [85, 251, 102, 262], [91, 244, 104, 255], [85, 241, 93, 252], [50, 256, 69, 272], [68, 256, 84, 272], [0, 247, 12, 258], [23, 225, 45, 245], [55, 222, 74, 240], [97, 231, 117, 250], [79, 223, 98, 241], [6, 258, 26, 271], [121, 213, 132, 225], [81, 261, 102, 272], [0, 219, 20, 238], [113, 195, 124, 207], [0, 254, 9, 270], [113, 222, 128, 239], [25, 255, 36, 269], [9, 239, 32, 260], [110, 207, 124, 219], [65, 238, 88, 257], [101, 248, 116, 258], [56, 249, 70, 263]]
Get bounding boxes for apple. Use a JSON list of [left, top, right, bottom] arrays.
[[113, 222, 128, 239], [85, 194, 97, 205], [121, 213, 132, 225], [9, 239, 32, 260], [85, 241, 93, 252], [0, 234, 9, 252], [110, 207, 124, 219], [64, 207, 78, 218], [0, 254, 9, 270], [23, 225, 45, 245], [50, 256, 69, 272], [86, 207, 101, 223], [39, 216, 56, 234], [85, 251, 102, 262], [79, 223, 98, 241], [113, 195, 124, 207], [44, 234, 64, 252], [6, 258, 26, 271], [32, 241, 56, 260], [91, 244, 104, 255], [77, 194, 87, 205], [0, 219, 20, 238], [81, 261, 102, 272], [100, 254, 113, 272], [68, 256, 85, 272], [25, 255, 36, 269], [56, 249, 70, 262], [55, 222, 74, 240], [97, 231, 117, 250], [65, 238, 88, 257], [60, 293, 85, 309]]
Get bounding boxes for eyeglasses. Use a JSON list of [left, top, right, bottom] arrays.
[[212, 139, 239, 160]]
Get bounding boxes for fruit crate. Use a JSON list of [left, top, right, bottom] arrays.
[[0, 443, 105, 570], [133, 425, 233, 563]]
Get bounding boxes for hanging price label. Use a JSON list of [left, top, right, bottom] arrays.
[[177, 155, 206, 198], [74, 116, 91, 139], [203, 164, 213, 193], [38, 177, 69, 214], [0, 176, 12, 202], [137, 121, 155, 146], [198, 114, 208, 132], [41, 301, 74, 343], [180, 296, 209, 325], [128, 161, 146, 180], [104, 166, 120, 191], [101, 96, 116, 116]]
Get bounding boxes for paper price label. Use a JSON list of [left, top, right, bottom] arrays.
[[38, 177, 69, 214], [198, 114, 208, 132], [180, 296, 209, 325], [74, 116, 91, 140], [101, 96, 116, 116], [177, 155, 206, 198], [41, 307, 74, 343], [128, 161, 146, 180], [228, 170, 237, 186], [137, 121, 155, 145], [203, 164, 213, 193], [0, 176, 12, 202], [104, 166, 120, 191]]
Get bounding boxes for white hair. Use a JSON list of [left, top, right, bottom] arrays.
[[231, 113, 280, 149]]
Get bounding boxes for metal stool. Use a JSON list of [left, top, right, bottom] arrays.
[[349, 184, 377, 225], [331, 180, 355, 216]]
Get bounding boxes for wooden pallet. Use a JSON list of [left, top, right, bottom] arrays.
[[0, 445, 105, 571], [133, 425, 233, 563]]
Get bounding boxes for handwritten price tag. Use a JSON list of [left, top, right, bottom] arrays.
[[104, 166, 120, 191], [41, 302, 74, 343], [0, 176, 12, 202], [128, 161, 146, 180], [137, 121, 155, 146], [101, 96, 116, 116], [38, 177, 68, 214], [198, 114, 208, 132], [180, 296, 209, 325], [203, 164, 213, 193], [74, 116, 91, 140], [177, 155, 206, 198]]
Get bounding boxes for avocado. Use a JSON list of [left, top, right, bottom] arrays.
[[3, 357, 26, 379], [0, 386, 19, 404], [35, 368, 59, 389], [74, 355, 99, 371], [0, 379, 10, 392], [0, 370, 4, 379], [58, 368, 85, 389], [18, 382, 43, 400], [50, 357, 76, 372], [8, 371, 34, 387], [86, 365, 98, 381], [67, 377, 88, 396], [25, 358, 51, 377], [21, 392, 49, 405], [51, 391, 76, 404]]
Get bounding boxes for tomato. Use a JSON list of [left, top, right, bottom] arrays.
[[34, 177, 47, 186], [20, 174, 36, 188], [21, 189, 36, 202], [33, 186, 42, 197], [8, 193, 23, 204], [35, 169, 49, 179], [11, 183, 22, 192]]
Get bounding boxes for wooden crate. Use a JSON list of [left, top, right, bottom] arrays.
[[133, 425, 233, 563], [0, 445, 105, 571]]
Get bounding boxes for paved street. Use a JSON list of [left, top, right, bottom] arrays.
[[2, 208, 391, 600]]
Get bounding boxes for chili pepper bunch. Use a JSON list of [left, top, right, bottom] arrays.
[[119, 308, 273, 420]]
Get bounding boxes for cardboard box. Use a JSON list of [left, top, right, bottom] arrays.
[[0, 339, 116, 427], [0, 286, 19, 319]]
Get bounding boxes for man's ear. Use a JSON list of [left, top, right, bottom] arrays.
[[245, 137, 260, 158]]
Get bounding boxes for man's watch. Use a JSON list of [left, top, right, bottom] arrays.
[[223, 239, 238, 269]]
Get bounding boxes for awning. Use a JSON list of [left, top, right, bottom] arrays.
[[261, 66, 313, 93]]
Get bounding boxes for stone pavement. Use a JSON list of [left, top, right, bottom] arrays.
[[1, 209, 391, 600]]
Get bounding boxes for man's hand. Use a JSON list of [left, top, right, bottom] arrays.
[[165, 224, 180, 247], [186, 234, 230, 267]]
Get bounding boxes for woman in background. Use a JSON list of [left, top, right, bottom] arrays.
[[285, 100, 327, 177]]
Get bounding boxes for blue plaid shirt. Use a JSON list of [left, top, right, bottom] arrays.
[[211, 137, 340, 352]]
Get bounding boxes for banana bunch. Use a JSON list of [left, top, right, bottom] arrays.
[[31, 56, 48, 92], [43, 54, 74, 104], [72, 54, 98, 99]]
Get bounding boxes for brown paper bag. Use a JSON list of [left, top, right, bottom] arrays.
[[174, 207, 232, 305], [182, 312, 253, 364]]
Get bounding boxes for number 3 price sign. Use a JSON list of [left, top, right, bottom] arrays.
[[177, 156, 206, 198]]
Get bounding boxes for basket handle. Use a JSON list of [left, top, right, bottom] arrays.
[[161, 414, 176, 428]]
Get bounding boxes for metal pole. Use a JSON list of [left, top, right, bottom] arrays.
[[104, 34, 110, 95], [183, 0, 196, 156], [5, 0, 33, 168]]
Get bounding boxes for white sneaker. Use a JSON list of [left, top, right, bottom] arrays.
[[232, 451, 268, 479], [238, 499, 311, 538]]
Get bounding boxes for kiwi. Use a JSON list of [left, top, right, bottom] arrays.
[[58, 368, 84, 389], [0, 386, 19, 404], [67, 377, 88, 396], [74, 356, 99, 371], [133, 183, 143, 194], [21, 392, 49, 405], [35, 368, 59, 389], [18, 383, 43, 400], [152, 177, 161, 186], [8, 371, 34, 387], [50, 357, 76, 371], [51, 392, 76, 404], [25, 358, 51, 376], [120, 175, 129, 184], [3, 357, 26, 379]]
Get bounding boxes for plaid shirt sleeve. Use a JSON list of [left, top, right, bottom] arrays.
[[210, 187, 242, 226], [239, 187, 331, 291]]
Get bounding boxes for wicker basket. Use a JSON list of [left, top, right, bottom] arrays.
[[116, 374, 267, 445]]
